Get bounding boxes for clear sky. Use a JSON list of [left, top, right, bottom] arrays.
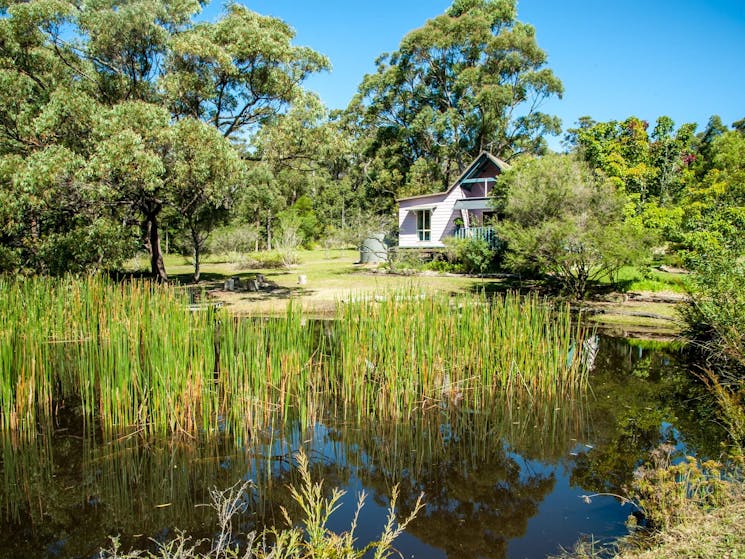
[[202, 1, 745, 147]]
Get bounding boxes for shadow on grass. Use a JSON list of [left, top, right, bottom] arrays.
[[107, 268, 310, 305], [465, 274, 560, 299], [465, 274, 634, 302]]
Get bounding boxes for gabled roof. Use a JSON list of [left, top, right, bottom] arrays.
[[396, 152, 510, 203]]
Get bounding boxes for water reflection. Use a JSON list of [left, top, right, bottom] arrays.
[[0, 336, 726, 559]]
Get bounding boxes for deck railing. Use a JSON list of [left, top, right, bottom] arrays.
[[452, 226, 502, 248]]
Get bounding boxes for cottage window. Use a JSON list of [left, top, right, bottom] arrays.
[[417, 209, 431, 241]]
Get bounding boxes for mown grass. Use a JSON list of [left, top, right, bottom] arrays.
[[125, 251, 689, 324], [0, 276, 592, 443]]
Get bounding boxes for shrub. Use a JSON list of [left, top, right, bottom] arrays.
[[496, 154, 649, 299], [384, 248, 427, 274], [680, 256, 745, 373], [445, 237, 501, 274], [628, 444, 729, 531], [209, 225, 259, 255]]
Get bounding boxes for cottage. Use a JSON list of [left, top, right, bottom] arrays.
[[397, 152, 509, 248]]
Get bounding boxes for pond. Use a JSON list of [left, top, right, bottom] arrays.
[[0, 335, 723, 559]]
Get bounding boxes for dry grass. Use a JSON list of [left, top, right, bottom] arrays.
[[148, 250, 686, 337], [619, 493, 745, 559], [155, 249, 492, 316]]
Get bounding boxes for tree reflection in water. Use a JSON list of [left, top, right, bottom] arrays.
[[0, 337, 726, 559]]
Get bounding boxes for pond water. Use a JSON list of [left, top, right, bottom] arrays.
[[0, 335, 723, 559]]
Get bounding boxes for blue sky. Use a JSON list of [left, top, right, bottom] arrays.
[[202, 1, 745, 147]]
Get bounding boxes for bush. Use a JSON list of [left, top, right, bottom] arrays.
[[628, 445, 729, 531], [445, 237, 501, 274], [385, 248, 427, 274], [231, 250, 288, 270], [680, 257, 745, 373], [209, 224, 259, 255], [496, 154, 649, 299]]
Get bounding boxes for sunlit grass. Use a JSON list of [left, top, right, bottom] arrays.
[[603, 266, 688, 294]]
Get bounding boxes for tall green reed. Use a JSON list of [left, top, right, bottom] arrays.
[[332, 289, 589, 422], [1, 279, 590, 443], [0, 276, 219, 441]]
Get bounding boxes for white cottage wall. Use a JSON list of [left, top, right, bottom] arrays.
[[397, 187, 464, 248]]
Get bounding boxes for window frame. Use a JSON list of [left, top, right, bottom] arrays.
[[416, 209, 432, 242]]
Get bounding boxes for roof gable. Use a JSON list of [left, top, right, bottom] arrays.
[[397, 152, 509, 202]]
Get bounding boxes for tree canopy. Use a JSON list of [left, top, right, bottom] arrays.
[[347, 0, 562, 208], [0, 0, 328, 280]]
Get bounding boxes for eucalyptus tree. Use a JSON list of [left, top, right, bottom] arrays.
[[248, 93, 364, 246], [164, 4, 329, 139], [88, 102, 171, 279], [681, 129, 745, 264], [167, 118, 244, 281], [0, 2, 131, 273], [0, 0, 329, 280], [348, 0, 562, 205]]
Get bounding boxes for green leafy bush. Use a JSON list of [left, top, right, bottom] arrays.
[[451, 237, 501, 274], [496, 154, 649, 299], [681, 257, 745, 372]]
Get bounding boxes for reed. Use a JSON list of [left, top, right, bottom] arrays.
[[0, 278, 590, 442], [331, 289, 589, 422], [0, 276, 217, 440]]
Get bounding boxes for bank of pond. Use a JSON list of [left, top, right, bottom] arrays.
[[0, 277, 726, 558]]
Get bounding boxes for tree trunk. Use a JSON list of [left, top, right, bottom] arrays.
[[144, 212, 168, 282], [266, 213, 272, 251], [191, 226, 201, 283]]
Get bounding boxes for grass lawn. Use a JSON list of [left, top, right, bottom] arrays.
[[601, 265, 689, 294], [125, 249, 688, 336], [129, 249, 503, 316]]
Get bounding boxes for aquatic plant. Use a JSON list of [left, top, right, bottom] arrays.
[[0, 278, 591, 442], [332, 289, 590, 421], [0, 276, 221, 441]]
